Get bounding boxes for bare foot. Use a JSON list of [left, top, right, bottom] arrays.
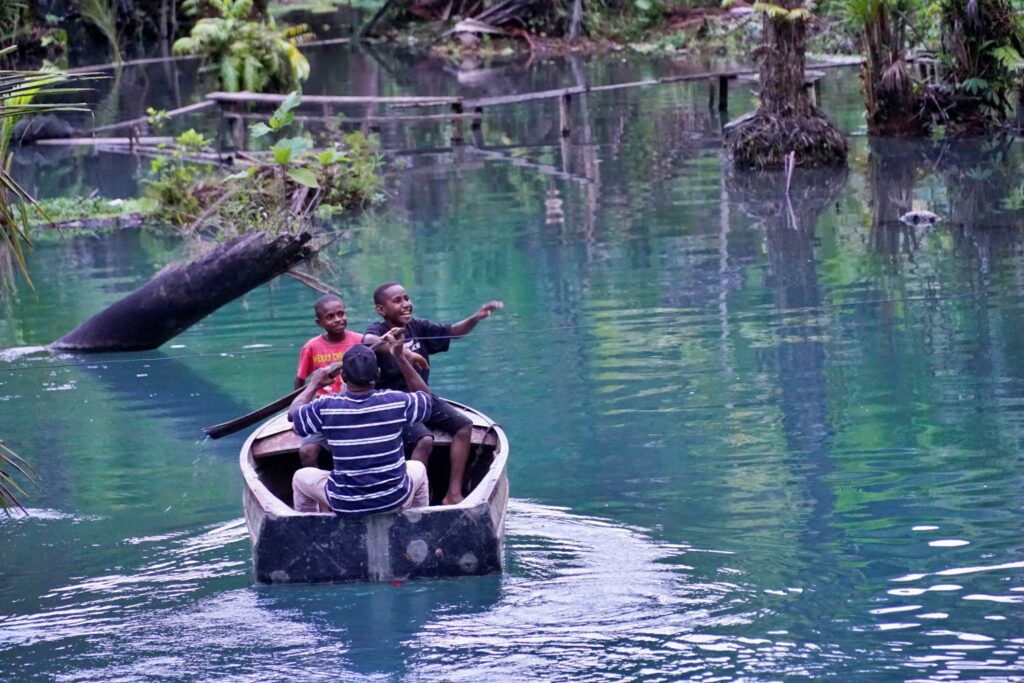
[[441, 492, 464, 506]]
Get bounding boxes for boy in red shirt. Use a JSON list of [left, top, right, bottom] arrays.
[[295, 295, 362, 395], [294, 295, 363, 465], [295, 294, 429, 467]]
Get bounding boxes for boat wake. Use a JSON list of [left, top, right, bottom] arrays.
[[406, 500, 835, 681], [0, 519, 250, 649], [0, 502, 842, 681]]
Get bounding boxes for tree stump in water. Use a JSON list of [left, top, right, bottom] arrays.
[[725, 1, 847, 169], [51, 232, 314, 352]]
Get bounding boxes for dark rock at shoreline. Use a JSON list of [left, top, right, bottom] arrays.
[[12, 114, 76, 144]]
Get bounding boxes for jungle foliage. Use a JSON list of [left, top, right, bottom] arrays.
[[145, 92, 385, 237], [0, 50, 90, 513], [0, 51, 90, 286], [172, 0, 312, 93], [832, 0, 1024, 135], [0, 437, 34, 515]]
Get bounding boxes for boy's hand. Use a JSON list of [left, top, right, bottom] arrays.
[[384, 327, 405, 356], [309, 366, 336, 389], [406, 350, 429, 370], [476, 300, 504, 320]]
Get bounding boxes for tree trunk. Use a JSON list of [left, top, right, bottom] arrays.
[[724, 1, 847, 169], [861, 6, 925, 136], [568, 0, 584, 44], [51, 232, 314, 352], [759, 3, 811, 118]]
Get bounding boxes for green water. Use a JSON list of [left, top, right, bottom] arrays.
[[2, 46, 1024, 681]]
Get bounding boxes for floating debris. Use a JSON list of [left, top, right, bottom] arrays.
[[899, 210, 941, 226]]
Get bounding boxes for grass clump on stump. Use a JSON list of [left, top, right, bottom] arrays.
[[725, 0, 847, 169]]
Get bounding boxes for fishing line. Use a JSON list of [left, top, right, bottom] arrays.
[[0, 289, 995, 376]]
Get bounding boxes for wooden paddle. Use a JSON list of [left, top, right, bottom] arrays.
[[202, 329, 406, 439], [202, 363, 342, 440]]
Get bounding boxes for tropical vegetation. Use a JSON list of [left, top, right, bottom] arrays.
[[172, 0, 312, 93], [0, 49, 87, 512], [0, 438, 34, 515], [0, 48, 91, 286], [145, 91, 385, 236]]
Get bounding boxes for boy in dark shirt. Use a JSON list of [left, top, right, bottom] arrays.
[[364, 281, 503, 505]]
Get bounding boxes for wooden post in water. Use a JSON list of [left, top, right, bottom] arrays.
[[1017, 87, 1024, 132], [559, 94, 572, 137], [451, 102, 465, 145], [229, 103, 246, 150], [470, 106, 484, 146], [718, 75, 729, 112]]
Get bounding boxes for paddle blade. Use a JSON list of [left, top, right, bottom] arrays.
[[202, 388, 302, 439]]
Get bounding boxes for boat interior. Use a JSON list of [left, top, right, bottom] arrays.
[[249, 410, 500, 508]]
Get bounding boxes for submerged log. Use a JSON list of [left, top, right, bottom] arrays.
[[51, 232, 314, 352]]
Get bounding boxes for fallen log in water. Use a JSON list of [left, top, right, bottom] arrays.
[[51, 231, 314, 352], [38, 212, 146, 230]]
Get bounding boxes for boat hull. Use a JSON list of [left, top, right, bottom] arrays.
[[240, 403, 509, 584]]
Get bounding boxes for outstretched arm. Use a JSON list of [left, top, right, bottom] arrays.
[[450, 300, 504, 338]]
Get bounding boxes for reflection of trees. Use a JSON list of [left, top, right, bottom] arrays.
[[867, 140, 921, 264], [863, 137, 1024, 272], [729, 165, 848, 539]]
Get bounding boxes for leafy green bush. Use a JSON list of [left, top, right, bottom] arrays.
[[144, 93, 385, 237], [172, 0, 312, 93], [144, 129, 218, 225]]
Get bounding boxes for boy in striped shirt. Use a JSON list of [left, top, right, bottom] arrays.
[[289, 334, 433, 515]]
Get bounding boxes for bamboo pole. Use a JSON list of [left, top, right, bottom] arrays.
[[33, 136, 176, 146], [559, 94, 571, 137], [37, 213, 146, 230], [222, 111, 480, 124], [451, 102, 465, 144], [207, 91, 461, 108], [91, 100, 216, 134]]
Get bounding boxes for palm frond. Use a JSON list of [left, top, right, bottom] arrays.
[[0, 60, 93, 288], [0, 438, 35, 515]]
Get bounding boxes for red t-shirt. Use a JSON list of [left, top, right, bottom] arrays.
[[295, 331, 363, 396]]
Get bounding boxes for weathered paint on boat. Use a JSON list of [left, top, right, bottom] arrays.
[[240, 400, 509, 584]]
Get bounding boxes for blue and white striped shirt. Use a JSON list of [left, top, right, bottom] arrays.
[[292, 389, 432, 515]]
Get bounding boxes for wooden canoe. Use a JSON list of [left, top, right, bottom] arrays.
[[239, 399, 509, 584]]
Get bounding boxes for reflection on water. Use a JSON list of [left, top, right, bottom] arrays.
[[2, 43, 1024, 681]]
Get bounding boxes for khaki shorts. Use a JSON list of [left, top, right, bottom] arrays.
[[291, 460, 429, 513]]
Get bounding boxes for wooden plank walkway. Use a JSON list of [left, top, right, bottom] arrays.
[[47, 56, 868, 149], [207, 91, 461, 108]]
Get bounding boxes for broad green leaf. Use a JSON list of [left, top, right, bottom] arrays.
[[317, 148, 345, 165], [269, 90, 301, 129], [271, 136, 310, 165], [249, 122, 274, 138], [287, 167, 319, 188], [225, 166, 256, 180]]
